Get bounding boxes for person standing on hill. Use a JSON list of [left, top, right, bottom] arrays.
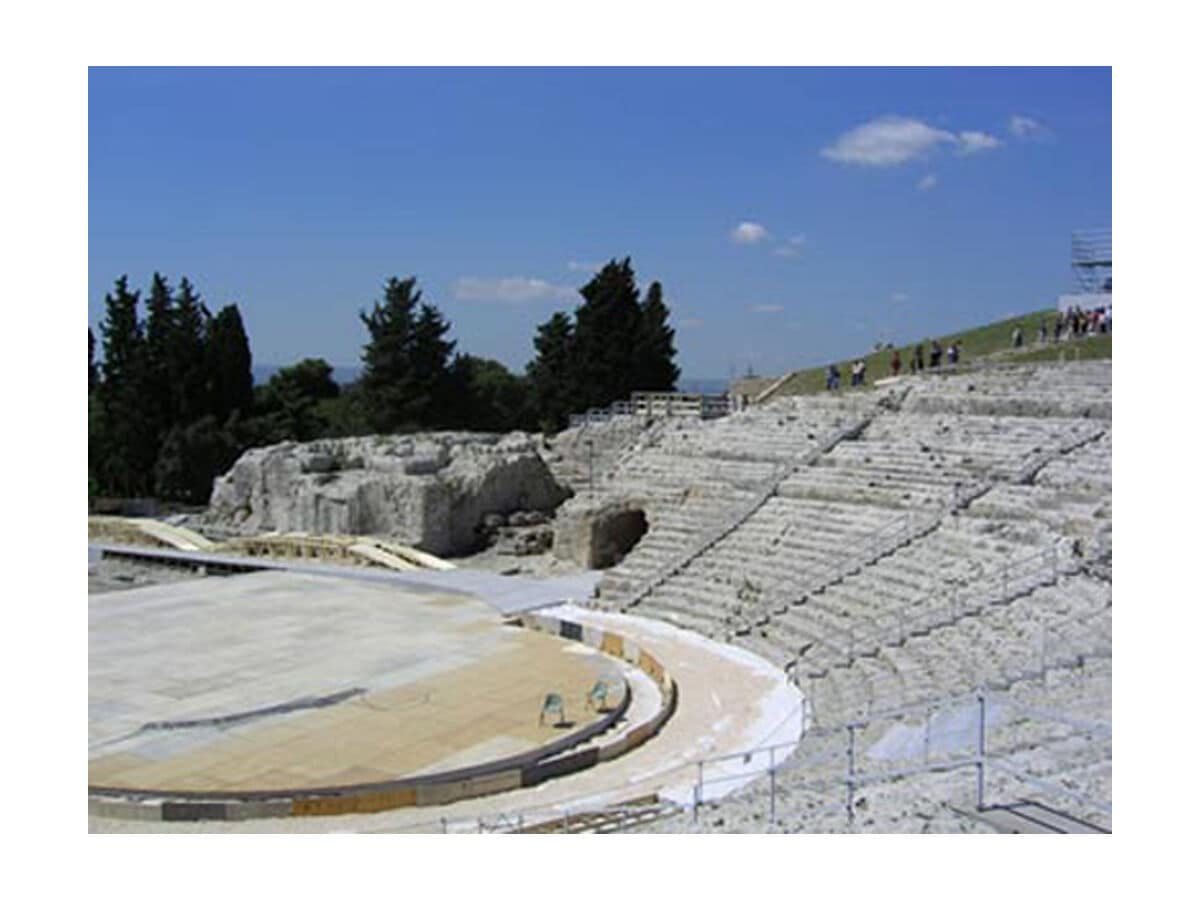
[[929, 340, 942, 368], [826, 363, 840, 391], [914, 343, 925, 371], [948, 341, 960, 366], [890, 349, 902, 376], [1012, 326, 1024, 349]]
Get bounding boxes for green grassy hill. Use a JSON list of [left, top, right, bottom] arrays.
[[763, 308, 1111, 398]]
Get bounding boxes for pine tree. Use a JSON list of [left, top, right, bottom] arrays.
[[572, 257, 643, 410], [142, 272, 176, 447], [251, 358, 341, 443], [448, 355, 536, 432], [205, 304, 254, 422], [153, 414, 240, 504], [170, 276, 211, 425], [632, 280, 680, 391], [88, 327, 98, 392], [526, 311, 578, 432], [359, 277, 456, 432], [94, 276, 156, 495]]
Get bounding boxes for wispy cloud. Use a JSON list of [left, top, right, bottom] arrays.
[[822, 115, 1001, 166], [891, 292, 909, 302], [678, 317, 705, 329], [957, 130, 1002, 155], [566, 260, 602, 273], [1009, 115, 1041, 138], [916, 174, 938, 191], [451, 276, 575, 304], [730, 221, 770, 244], [1008, 114, 1052, 142], [772, 235, 808, 257], [750, 303, 784, 314]]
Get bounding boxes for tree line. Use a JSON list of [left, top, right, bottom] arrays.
[[88, 258, 679, 504]]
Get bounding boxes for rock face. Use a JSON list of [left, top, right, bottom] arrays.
[[206, 432, 570, 556], [553, 495, 651, 569]]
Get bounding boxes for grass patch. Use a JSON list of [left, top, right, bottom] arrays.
[[770, 308, 1110, 398]]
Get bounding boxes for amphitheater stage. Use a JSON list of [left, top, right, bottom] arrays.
[[92, 600, 806, 832], [89, 543, 602, 615], [89, 571, 621, 798]]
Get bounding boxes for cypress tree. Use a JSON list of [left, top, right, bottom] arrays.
[[170, 277, 211, 425], [572, 257, 643, 410], [632, 280, 680, 391], [205, 304, 254, 422], [526, 311, 577, 432], [95, 276, 156, 495], [359, 277, 455, 432], [88, 327, 98, 392], [142, 272, 176, 446]]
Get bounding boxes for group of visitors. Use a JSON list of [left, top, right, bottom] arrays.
[[828, 339, 965, 391], [1044, 305, 1112, 343], [887, 339, 961, 377]]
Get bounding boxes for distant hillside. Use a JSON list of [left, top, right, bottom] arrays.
[[764, 308, 1111, 399]]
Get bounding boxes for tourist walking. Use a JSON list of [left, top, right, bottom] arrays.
[[914, 343, 925, 371], [1012, 326, 1024, 349], [890, 349, 901, 376], [929, 340, 942, 369], [852, 359, 866, 387], [948, 341, 960, 367], [826, 363, 841, 391]]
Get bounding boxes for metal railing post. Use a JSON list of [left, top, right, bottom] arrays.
[[846, 724, 857, 825], [976, 691, 987, 810], [769, 745, 777, 824], [924, 710, 931, 766]]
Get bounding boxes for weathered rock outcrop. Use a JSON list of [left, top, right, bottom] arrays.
[[553, 495, 651, 569], [206, 432, 570, 556]]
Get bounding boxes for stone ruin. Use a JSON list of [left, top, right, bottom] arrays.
[[206, 431, 570, 557]]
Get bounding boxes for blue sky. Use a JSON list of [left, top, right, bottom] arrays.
[[88, 67, 1111, 379]]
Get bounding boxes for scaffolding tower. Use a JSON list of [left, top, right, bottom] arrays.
[[1070, 228, 1112, 294]]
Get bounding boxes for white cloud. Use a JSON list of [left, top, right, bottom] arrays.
[[1009, 115, 1041, 137], [891, 292, 909, 302], [916, 174, 938, 191], [750, 303, 784, 314], [772, 235, 808, 257], [730, 221, 770, 244], [566, 260, 602, 273], [451, 276, 575, 304], [957, 130, 1002, 155], [822, 116, 958, 166], [678, 317, 705, 329], [822, 116, 1002, 166]]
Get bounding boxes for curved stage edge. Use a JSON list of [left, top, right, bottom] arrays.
[[89, 614, 678, 822]]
